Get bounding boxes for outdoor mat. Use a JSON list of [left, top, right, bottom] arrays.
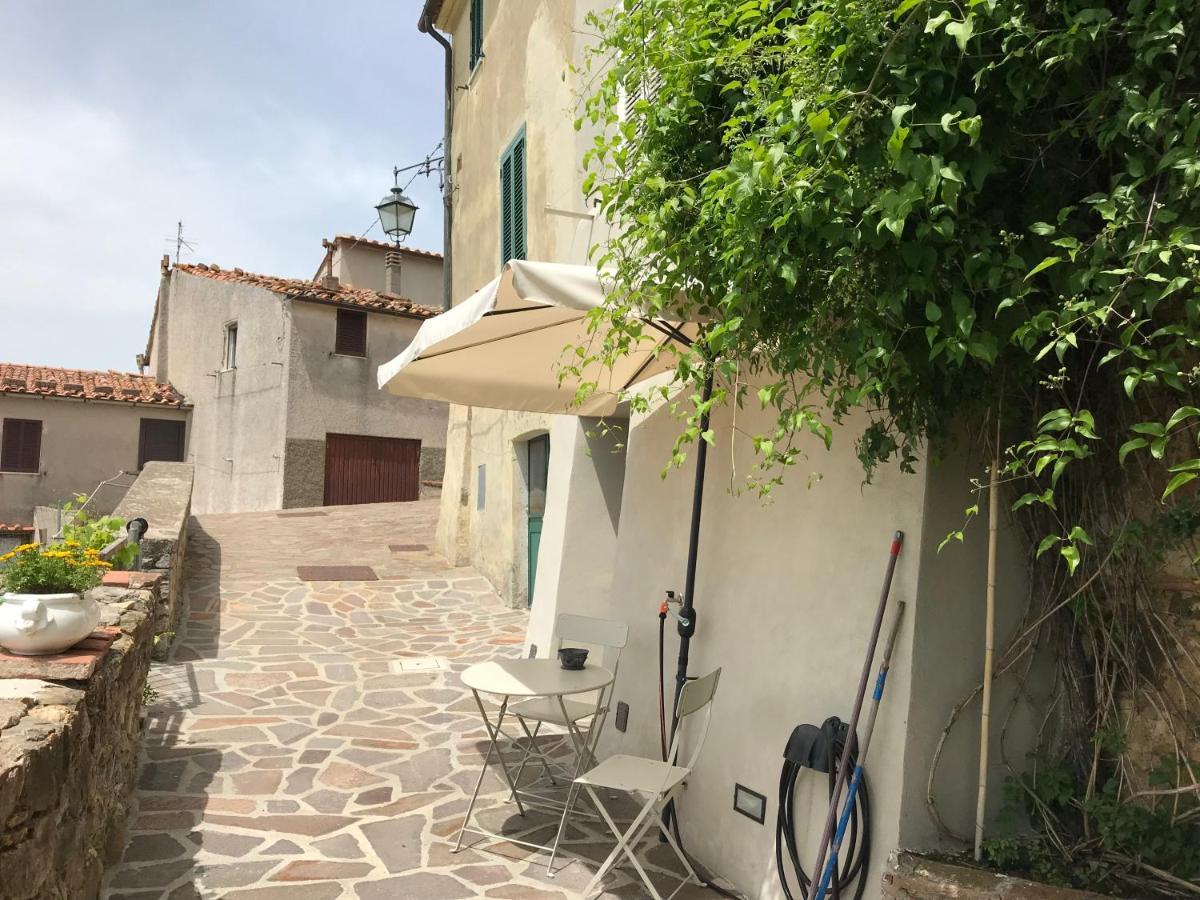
[[277, 511, 328, 518], [389, 543, 429, 552], [296, 565, 378, 582]]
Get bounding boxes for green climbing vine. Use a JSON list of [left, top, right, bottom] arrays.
[[571, 0, 1200, 893]]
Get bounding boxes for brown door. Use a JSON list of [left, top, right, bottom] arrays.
[[323, 433, 421, 505]]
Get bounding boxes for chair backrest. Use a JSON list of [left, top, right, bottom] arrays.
[[555, 613, 629, 651], [669, 667, 722, 771]]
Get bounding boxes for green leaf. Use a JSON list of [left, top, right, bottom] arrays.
[[958, 116, 982, 144], [1061, 544, 1081, 575], [1024, 257, 1062, 280], [925, 301, 942, 322], [1037, 534, 1061, 557], [924, 10, 951, 32], [944, 15, 975, 51], [806, 109, 832, 143], [1118, 437, 1147, 464], [891, 103, 915, 128], [1164, 472, 1198, 498], [893, 0, 926, 19], [1166, 406, 1200, 432], [1068, 526, 1093, 546]]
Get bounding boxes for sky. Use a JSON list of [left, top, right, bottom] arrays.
[[0, 1, 445, 372]]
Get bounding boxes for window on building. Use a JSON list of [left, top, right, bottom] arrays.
[[335, 309, 368, 357], [138, 419, 186, 469], [1, 418, 42, 473], [500, 127, 527, 268], [223, 322, 238, 370], [469, 0, 484, 70], [476, 464, 486, 510]]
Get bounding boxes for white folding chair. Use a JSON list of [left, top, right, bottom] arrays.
[[559, 667, 722, 900], [509, 613, 629, 798]]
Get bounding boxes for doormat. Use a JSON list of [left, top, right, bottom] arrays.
[[296, 565, 378, 582], [278, 511, 328, 518], [389, 543, 429, 552]]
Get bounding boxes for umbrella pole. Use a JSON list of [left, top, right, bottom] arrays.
[[661, 369, 713, 835], [672, 368, 714, 726]]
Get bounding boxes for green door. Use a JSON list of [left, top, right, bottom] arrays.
[[526, 434, 550, 607]]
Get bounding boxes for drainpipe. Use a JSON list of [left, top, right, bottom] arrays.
[[418, 6, 454, 311]]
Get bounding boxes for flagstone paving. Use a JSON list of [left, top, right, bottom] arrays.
[[102, 501, 729, 899]]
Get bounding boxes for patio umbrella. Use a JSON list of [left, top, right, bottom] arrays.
[[377, 257, 710, 729], [378, 260, 696, 416]]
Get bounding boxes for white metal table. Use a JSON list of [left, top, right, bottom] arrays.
[[455, 658, 615, 857]]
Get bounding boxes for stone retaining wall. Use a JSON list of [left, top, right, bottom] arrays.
[[113, 461, 194, 660], [883, 851, 1113, 899], [0, 582, 155, 900]]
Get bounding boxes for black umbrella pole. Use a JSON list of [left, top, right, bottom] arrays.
[[672, 369, 714, 726]]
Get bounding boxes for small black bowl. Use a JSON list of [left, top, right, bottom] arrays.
[[558, 647, 589, 670]]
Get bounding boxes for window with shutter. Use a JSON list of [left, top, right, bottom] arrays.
[[1, 418, 42, 473], [335, 309, 368, 357], [223, 322, 238, 370], [138, 419, 186, 470], [499, 126, 527, 268], [469, 0, 484, 70]]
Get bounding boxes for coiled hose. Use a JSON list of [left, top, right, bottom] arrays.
[[775, 721, 871, 900]]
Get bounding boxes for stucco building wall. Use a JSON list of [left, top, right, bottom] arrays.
[[326, 241, 444, 302], [433, 0, 614, 604], [282, 301, 448, 506], [157, 271, 290, 515], [0, 393, 188, 523]]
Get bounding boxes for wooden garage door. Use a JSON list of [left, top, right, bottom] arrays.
[[324, 434, 421, 506]]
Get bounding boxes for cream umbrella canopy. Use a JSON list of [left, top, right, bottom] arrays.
[[376, 259, 695, 414]]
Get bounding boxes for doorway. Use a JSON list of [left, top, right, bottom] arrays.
[[525, 433, 550, 607], [323, 433, 421, 505]]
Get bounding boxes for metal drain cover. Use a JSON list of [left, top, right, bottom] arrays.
[[390, 656, 447, 673]]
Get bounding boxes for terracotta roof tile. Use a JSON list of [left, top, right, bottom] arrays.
[[175, 263, 441, 319], [323, 234, 443, 260], [0, 524, 32, 534], [0, 364, 188, 408]]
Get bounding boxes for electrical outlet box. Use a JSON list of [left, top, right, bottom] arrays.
[[615, 700, 629, 732]]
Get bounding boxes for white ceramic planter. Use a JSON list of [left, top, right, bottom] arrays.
[[0, 592, 101, 656]]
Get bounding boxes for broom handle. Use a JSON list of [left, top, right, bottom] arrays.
[[808, 531, 904, 895], [813, 601, 907, 900]]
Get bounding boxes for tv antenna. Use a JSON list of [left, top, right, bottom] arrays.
[[165, 221, 198, 264]]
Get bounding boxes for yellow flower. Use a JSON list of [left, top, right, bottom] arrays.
[[0, 552, 12, 561], [62, 540, 80, 548], [12, 543, 39, 553]]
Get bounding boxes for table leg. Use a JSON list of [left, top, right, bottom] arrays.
[[455, 691, 526, 853]]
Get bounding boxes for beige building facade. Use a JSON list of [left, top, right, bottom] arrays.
[[417, 1, 1039, 896], [146, 241, 448, 515], [0, 364, 190, 547]]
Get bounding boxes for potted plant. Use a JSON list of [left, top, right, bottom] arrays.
[[0, 541, 111, 655]]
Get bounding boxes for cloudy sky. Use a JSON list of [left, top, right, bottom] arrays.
[[0, 1, 444, 372]]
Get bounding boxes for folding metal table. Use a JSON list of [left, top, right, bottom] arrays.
[[455, 658, 614, 857]]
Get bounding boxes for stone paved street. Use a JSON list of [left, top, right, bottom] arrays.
[[103, 501, 728, 899]]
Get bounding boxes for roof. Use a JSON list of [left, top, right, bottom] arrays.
[[0, 364, 188, 407], [323, 235, 443, 260], [418, 0, 446, 29], [0, 523, 32, 534], [175, 263, 442, 319]]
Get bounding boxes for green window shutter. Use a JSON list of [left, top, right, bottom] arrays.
[[469, 0, 484, 69], [499, 126, 527, 268], [512, 133, 527, 261], [500, 151, 514, 266]]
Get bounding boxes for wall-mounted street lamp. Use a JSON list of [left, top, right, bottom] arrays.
[[376, 181, 419, 245]]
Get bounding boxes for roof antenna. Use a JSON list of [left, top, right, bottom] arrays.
[[164, 221, 198, 264]]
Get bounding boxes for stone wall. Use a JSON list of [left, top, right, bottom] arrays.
[[0, 582, 155, 900], [112, 462, 194, 661], [883, 852, 1113, 899]]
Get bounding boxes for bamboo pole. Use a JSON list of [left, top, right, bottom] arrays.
[[974, 423, 1001, 861]]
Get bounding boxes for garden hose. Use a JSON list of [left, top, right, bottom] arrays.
[[776, 718, 872, 900]]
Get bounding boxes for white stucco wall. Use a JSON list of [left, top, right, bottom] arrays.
[[159, 271, 290, 514], [0, 393, 188, 523], [543, 383, 1033, 898]]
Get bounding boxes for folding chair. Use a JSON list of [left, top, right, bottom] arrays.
[[559, 667, 722, 900], [508, 613, 629, 798]]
